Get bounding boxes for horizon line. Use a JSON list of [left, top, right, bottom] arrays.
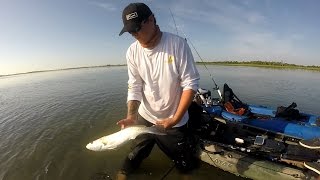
[[1, 60, 319, 77], [0, 64, 126, 77]]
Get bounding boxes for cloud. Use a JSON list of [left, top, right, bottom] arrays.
[[89, 1, 116, 12], [170, 0, 268, 33], [231, 32, 292, 55]]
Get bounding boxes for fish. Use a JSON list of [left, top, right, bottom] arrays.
[[86, 125, 166, 151]]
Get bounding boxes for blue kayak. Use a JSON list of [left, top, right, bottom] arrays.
[[194, 83, 320, 179], [203, 104, 320, 140]]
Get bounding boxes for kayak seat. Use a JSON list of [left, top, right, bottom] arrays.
[[222, 83, 250, 116]]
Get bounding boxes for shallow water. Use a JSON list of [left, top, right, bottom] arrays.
[[0, 65, 319, 180]]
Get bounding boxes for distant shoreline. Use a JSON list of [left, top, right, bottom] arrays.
[[1, 61, 319, 77], [197, 61, 320, 71], [0, 64, 126, 77]]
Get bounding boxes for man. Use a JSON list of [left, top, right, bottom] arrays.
[[117, 2, 200, 179]]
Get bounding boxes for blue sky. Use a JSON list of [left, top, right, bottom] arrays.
[[1, 0, 320, 75]]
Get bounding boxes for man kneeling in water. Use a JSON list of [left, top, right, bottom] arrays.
[[116, 2, 200, 179]]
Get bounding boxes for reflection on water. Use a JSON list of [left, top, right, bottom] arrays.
[[0, 66, 319, 180]]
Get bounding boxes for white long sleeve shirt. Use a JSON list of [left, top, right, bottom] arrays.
[[126, 32, 200, 127]]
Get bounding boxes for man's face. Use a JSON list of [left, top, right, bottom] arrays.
[[129, 16, 155, 45]]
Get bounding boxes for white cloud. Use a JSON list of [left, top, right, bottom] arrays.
[[89, 1, 116, 12], [167, 0, 267, 34], [231, 32, 292, 55], [247, 12, 266, 24]]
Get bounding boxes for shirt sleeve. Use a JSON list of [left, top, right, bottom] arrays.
[[126, 48, 143, 102], [178, 39, 200, 92]]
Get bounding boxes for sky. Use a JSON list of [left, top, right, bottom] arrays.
[[1, 0, 320, 75]]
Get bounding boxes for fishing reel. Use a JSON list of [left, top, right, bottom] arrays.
[[194, 88, 221, 107], [194, 88, 213, 107]]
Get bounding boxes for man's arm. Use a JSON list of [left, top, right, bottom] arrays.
[[117, 100, 141, 129], [156, 89, 195, 129], [172, 89, 195, 125], [118, 48, 143, 129], [127, 100, 141, 120]]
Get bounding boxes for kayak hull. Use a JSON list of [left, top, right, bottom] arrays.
[[199, 141, 317, 180]]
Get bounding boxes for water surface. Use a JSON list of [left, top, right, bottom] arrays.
[[0, 66, 319, 180]]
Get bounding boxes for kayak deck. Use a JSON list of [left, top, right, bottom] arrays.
[[199, 140, 317, 180]]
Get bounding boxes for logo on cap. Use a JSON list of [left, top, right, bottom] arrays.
[[126, 12, 138, 20]]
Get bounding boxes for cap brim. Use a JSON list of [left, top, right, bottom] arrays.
[[119, 21, 142, 36], [119, 27, 126, 36]]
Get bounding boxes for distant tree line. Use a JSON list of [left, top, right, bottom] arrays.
[[0, 64, 126, 77], [197, 60, 320, 69]]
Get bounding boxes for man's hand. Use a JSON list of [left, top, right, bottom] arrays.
[[156, 118, 176, 129], [116, 118, 135, 129], [117, 100, 140, 129]]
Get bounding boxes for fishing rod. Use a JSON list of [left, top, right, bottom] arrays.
[[168, 8, 222, 100], [169, 8, 179, 36]]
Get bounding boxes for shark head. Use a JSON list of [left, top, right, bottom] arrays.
[[86, 141, 104, 151]]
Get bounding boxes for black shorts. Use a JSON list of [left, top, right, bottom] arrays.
[[120, 114, 199, 174]]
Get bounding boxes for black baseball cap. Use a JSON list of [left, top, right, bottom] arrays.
[[119, 3, 153, 36]]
